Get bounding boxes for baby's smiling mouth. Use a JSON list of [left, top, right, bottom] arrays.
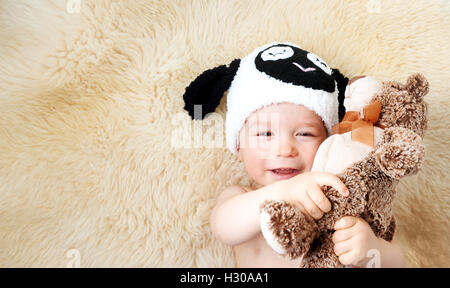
[[269, 168, 301, 179], [293, 62, 316, 72], [271, 168, 299, 174]]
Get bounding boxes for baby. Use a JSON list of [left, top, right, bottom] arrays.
[[184, 42, 404, 267], [211, 102, 348, 267]]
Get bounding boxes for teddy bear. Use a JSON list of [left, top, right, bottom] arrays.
[[259, 73, 429, 268]]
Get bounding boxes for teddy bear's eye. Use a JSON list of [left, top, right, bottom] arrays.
[[307, 52, 332, 75]]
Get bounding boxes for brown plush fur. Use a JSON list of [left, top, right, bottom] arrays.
[[261, 73, 429, 268]]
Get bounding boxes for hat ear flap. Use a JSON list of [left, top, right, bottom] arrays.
[[332, 68, 349, 121], [183, 59, 241, 119]]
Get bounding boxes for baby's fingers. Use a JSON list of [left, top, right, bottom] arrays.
[[297, 190, 323, 220], [312, 172, 349, 197], [307, 186, 332, 213], [334, 216, 358, 230]]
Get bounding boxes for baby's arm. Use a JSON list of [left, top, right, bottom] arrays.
[[372, 238, 405, 268], [210, 172, 348, 246], [210, 181, 285, 246]]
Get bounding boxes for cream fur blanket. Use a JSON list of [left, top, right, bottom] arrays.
[[0, 0, 448, 267]]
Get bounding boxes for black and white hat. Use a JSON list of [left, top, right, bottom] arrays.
[[183, 42, 348, 155]]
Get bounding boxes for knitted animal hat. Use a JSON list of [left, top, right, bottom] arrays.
[[183, 42, 349, 155]]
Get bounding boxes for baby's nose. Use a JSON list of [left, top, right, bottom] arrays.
[[275, 138, 298, 157]]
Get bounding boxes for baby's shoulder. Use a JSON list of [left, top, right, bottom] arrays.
[[241, 184, 263, 192], [216, 185, 247, 204], [219, 184, 259, 200], [224, 184, 253, 192]]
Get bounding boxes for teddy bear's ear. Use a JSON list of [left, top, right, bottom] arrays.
[[332, 68, 349, 121], [405, 73, 429, 101], [183, 59, 241, 119]]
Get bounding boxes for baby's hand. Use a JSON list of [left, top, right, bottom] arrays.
[[332, 216, 379, 266], [281, 172, 349, 220]]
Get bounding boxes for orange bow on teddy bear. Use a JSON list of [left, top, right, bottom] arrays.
[[332, 100, 385, 148]]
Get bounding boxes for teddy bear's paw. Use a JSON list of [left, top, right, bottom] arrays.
[[260, 200, 318, 258], [375, 136, 425, 179], [260, 207, 288, 255]]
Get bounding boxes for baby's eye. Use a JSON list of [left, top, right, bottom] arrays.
[[257, 131, 272, 137], [296, 132, 313, 137]]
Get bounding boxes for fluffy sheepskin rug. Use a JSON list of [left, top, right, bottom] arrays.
[[0, 0, 448, 267]]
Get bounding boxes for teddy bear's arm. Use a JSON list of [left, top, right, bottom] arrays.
[[374, 127, 425, 179]]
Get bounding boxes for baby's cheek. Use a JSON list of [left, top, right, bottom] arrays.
[[303, 158, 315, 172], [305, 142, 323, 170]]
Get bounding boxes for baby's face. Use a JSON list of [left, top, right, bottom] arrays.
[[237, 103, 327, 187]]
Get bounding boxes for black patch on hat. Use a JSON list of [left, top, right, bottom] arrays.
[[255, 44, 336, 93]]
